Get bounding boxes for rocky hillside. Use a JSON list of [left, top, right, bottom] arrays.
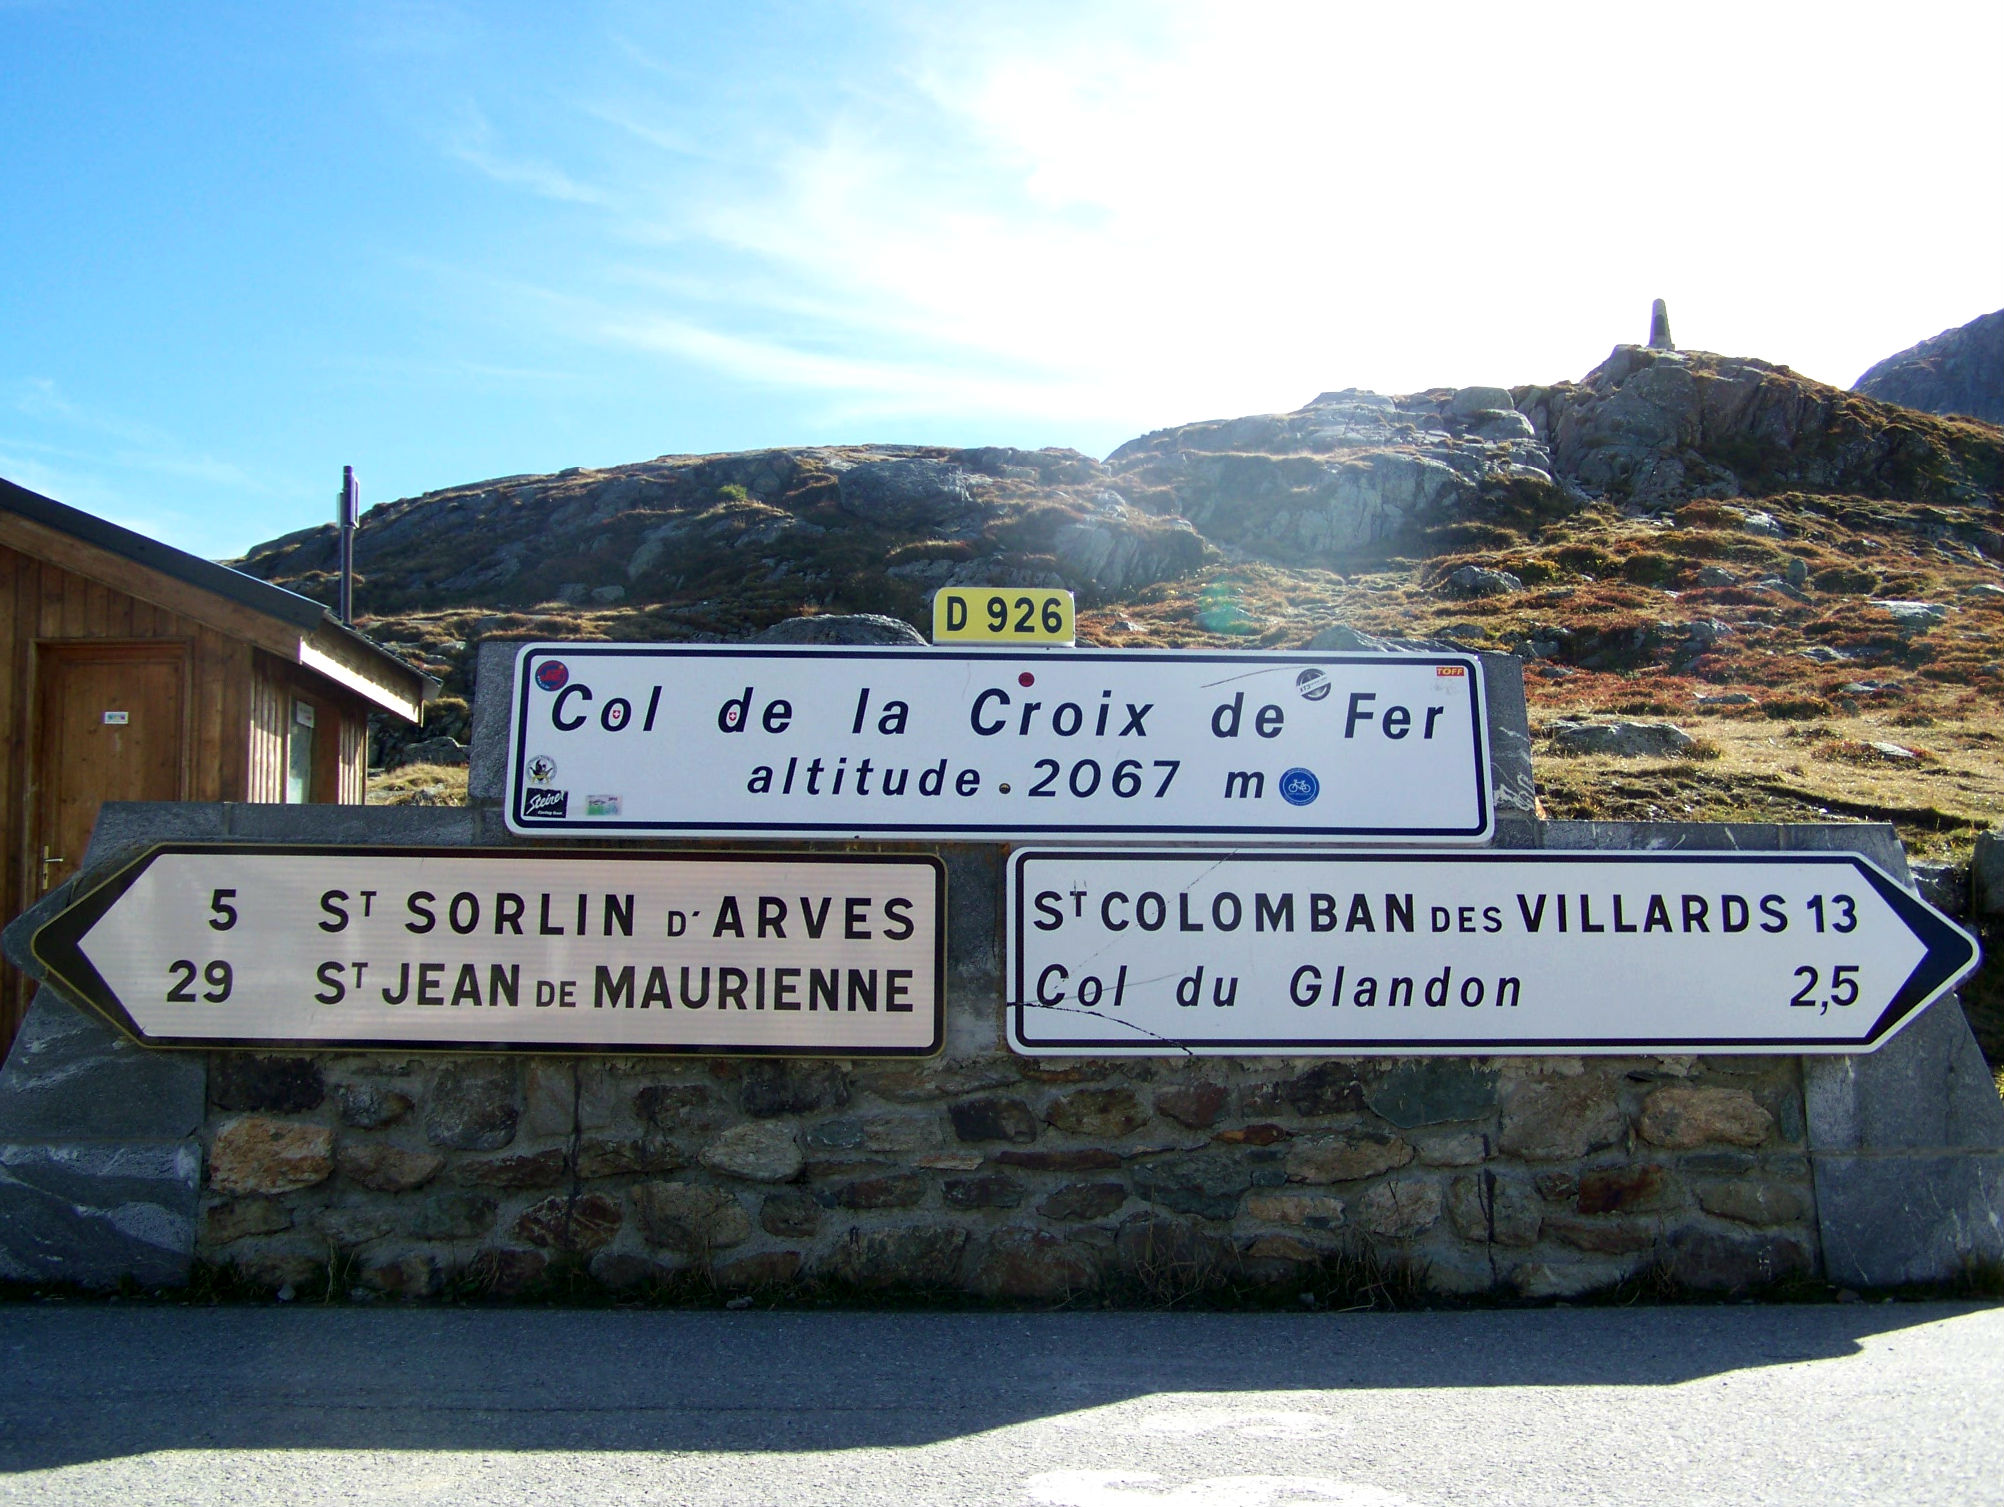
[[237, 344, 2002, 644], [1856, 308, 2004, 427]]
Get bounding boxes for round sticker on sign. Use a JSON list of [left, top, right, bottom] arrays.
[[534, 660, 569, 692], [1278, 767, 1320, 806], [1295, 668, 1330, 702]]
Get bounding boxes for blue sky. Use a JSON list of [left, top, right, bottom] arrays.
[[3, 1, 2000, 560]]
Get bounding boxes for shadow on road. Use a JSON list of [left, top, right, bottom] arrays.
[[0, 1303, 1982, 1471]]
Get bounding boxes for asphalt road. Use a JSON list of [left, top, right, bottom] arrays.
[[2, 1302, 1999, 1505]]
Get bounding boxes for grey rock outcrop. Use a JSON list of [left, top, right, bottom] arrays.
[[1514, 345, 2004, 508], [1547, 720, 1698, 758], [1855, 308, 2004, 426], [1105, 385, 1571, 568]]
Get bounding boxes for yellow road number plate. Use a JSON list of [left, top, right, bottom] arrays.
[[932, 587, 1075, 644]]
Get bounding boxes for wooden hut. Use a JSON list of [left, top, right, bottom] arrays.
[[0, 477, 434, 1051]]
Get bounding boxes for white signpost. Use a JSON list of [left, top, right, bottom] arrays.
[[1005, 848, 1978, 1056], [503, 644, 1492, 842], [31, 846, 946, 1056]]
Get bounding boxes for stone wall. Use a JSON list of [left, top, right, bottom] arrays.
[[194, 1001, 1817, 1302], [1, 644, 1999, 1298]]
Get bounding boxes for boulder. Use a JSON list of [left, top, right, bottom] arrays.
[[1445, 565, 1523, 598], [1547, 720, 1697, 758], [750, 614, 925, 646]]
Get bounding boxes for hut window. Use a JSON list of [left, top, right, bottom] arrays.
[[285, 699, 317, 803]]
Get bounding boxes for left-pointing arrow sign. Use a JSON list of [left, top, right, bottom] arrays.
[[29, 844, 946, 1057], [1006, 848, 1981, 1056]]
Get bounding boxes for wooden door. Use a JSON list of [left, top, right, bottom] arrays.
[[31, 643, 188, 896]]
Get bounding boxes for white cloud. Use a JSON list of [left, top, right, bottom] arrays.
[[443, 0, 2004, 446]]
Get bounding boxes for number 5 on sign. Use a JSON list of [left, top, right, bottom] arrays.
[[932, 587, 1074, 645]]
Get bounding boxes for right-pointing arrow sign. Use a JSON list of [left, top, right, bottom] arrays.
[[1005, 849, 1982, 1056]]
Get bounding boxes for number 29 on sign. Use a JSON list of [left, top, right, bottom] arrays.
[[932, 587, 1074, 644]]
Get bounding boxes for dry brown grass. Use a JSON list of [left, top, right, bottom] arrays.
[[368, 762, 469, 807]]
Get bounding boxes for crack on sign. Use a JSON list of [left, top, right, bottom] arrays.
[[1009, 997, 1197, 1058]]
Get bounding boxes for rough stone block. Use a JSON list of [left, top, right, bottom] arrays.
[[942, 1174, 1024, 1209], [1499, 1076, 1625, 1161], [1153, 1081, 1227, 1130], [633, 1181, 752, 1253], [466, 638, 521, 803], [1245, 1191, 1345, 1231], [633, 1084, 717, 1133], [1973, 831, 2004, 916], [1130, 1156, 1250, 1220], [1447, 1174, 1540, 1247], [0, 995, 205, 1142], [425, 1061, 521, 1151], [576, 1137, 683, 1178], [1512, 1259, 1638, 1300], [1638, 1086, 1772, 1149], [699, 1122, 803, 1182], [464, 1247, 548, 1297], [1359, 1176, 1442, 1238], [1045, 1088, 1148, 1137], [209, 1117, 333, 1195], [825, 1225, 968, 1290], [1805, 993, 2004, 1154], [204, 1197, 293, 1246], [759, 1191, 822, 1238], [332, 1084, 413, 1130], [1546, 1215, 1654, 1255], [409, 1192, 497, 1241], [1695, 1180, 1809, 1227], [337, 1141, 445, 1193], [820, 1173, 926, 1210], [1367, 1060, 1499, 1129], [1285, 1131, 1413, 1184], [1415, 1131, 1488, 1166], [452, 1149, 567, 1188], [970, 1228, 1098, 1298], [1664, 1227, 1810, 1292], [1813, 1152, 2004, 1288], [1279, 1063, 1368, 1117], [513, 1192, 623, 1254], [740, 1060, 849, 1118], [949, 1097, 1038, 1144], [524, 1061, 616, 1136], [0, 1139, 200, 1288], [230, 1242, 327, 1293], [315, 1205, 399, 1248], [208, 1055, 324, 1115], [1576, 1163, 1668, 1214], [995, 1147, 1120, 1172], [715, 1251, 803, 1290], [804, 1115, 942, 1154], [1039, 1182, 1128, 1221]]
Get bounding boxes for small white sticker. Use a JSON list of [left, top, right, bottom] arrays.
[[292, 701, 316, 728], [102, 711, 129, 726]]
